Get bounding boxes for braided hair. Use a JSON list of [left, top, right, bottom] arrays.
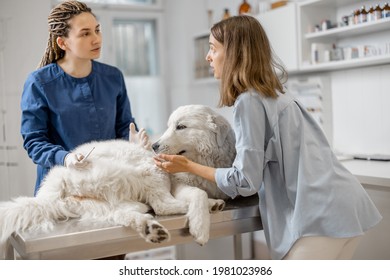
[[38, 1, 94, 68]]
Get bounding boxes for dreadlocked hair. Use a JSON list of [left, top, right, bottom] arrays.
[[37, 1, 94, 69]]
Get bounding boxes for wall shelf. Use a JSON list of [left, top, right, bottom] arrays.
[[305, 17, 390, 41], [300, 0, 361, 8], [299, 54, 390, 73]]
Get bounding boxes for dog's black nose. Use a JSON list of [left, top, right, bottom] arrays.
[[152, 142, 160, 152]]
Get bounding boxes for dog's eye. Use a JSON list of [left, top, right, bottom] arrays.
[[176, 124, 187, 130]]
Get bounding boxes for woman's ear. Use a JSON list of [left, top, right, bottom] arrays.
[[56, 37, 67, 51]]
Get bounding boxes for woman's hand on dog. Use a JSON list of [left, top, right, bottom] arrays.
[[153, 154, 190, 173], [154, 154, 217, 183]]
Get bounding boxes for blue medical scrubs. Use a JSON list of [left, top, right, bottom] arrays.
[[21, 60, 135, 195]]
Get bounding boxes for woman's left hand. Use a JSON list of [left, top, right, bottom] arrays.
[[153, 154, 190, 173], [129, 123, 151, 150]]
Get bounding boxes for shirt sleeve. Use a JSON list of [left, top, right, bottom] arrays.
[[20, 74, 68, 167], [115, 72, 135, 139], [215, 93, 266, 198]]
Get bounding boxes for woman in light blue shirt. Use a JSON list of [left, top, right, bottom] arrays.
[[155, 15, 382, 259], [21, 1, 137, 195]]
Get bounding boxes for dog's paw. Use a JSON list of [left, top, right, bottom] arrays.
[[188, 215, 210, 246], [208, 199, 225, 213], [191, 227, 209, 246], [143, 220, 170, 244]]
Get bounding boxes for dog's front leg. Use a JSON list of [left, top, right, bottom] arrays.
[[172, 184, 210, 246]]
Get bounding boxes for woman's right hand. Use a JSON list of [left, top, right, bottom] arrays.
[[64, 153, 89, 169]]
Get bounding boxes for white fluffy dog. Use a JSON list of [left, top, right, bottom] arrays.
[[152, 104, 236, 244], [0, 105, 236, 258]]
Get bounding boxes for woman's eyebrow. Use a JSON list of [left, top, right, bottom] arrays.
[[78, 24, 100, 32]]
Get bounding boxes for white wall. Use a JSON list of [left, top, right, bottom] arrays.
[[163, 0, 258, 123], [331, 64, 390, 155], [0, 0, 51, 200]]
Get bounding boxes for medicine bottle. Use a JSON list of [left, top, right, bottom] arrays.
[[239, 0, 251, 15], [353, 9, 360, 24], [367, 6, 374, 22], [348, 10, 355, 25], [383, 3, 390, 18], [374, 4, 382, 20], [359, 6, 367, 23], [223, 8, 231, 20]]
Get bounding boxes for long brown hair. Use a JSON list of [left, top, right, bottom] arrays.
[[210, 15, 287, 107], [37, 1, 94, 69]]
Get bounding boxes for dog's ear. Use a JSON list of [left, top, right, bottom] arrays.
[[208, 115, 230, 148]]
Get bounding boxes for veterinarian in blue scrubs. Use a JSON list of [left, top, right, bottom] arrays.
[[154, 15, 382, 260], [21, 1, 138, 196]]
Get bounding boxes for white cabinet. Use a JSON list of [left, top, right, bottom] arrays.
[[256, 3, 299, 72], [298, 0, 390, 72]]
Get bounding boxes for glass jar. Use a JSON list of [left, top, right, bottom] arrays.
[[359, 6, 368, 23], [223, 8, 231, 20], [238, 0, 251, 15], [374, 4, 382, 20]]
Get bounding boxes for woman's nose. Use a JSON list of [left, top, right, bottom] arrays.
[[93, 33, 102, 44], [205, 52, 211, 62]]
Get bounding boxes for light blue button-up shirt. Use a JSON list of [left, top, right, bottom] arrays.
[[21, 61, 135, 194], [215, 90, 382, 259]]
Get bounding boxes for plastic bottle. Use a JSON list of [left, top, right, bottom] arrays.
[[348, 10, 355, 25], [311, 43, 319, 64], [382, 3, 390, 18]]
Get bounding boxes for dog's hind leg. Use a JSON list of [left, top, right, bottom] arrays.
[[75, 199, 170, 244], [111, 203, 170, 243], [147, 192, 188, 216]]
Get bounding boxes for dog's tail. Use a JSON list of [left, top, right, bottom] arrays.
[[0, 196, 78, 243]]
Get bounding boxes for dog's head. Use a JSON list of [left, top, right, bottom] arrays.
[[152, 105, 235, 165]]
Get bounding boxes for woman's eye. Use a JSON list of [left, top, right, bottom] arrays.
[[176, 124, 187, 130]]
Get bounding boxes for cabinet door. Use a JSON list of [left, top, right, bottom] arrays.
[[256, 3, 299, 72]]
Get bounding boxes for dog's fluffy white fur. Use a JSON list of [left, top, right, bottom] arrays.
[[0, 105, 236, 258], [152, 105, 236, 243]]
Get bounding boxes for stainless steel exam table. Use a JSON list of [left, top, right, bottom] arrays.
[[5, 196, 261, 260]]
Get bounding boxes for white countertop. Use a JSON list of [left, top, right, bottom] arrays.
[[341, 159, 390, 189]]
